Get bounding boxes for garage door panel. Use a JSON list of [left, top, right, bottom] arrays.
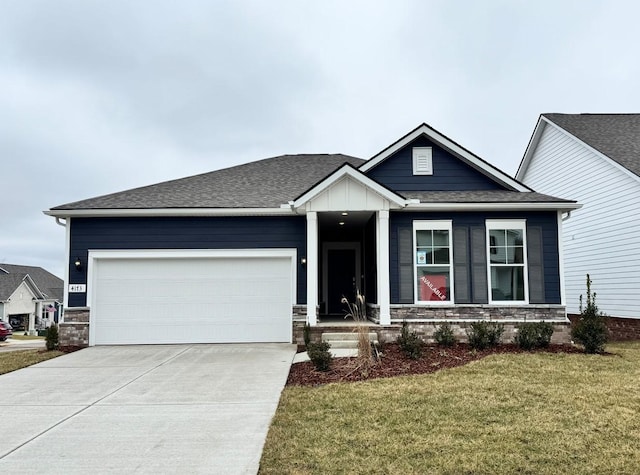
[[91, 254, 293, 345]]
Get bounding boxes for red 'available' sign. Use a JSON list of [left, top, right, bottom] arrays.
[[420, 275, 447, 301]]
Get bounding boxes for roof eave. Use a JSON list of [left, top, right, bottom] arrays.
[[404, 201, 582, 212], [44, 207, 297, 218]]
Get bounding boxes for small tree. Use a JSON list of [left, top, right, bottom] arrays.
[[571, 274, 608, 353], [46, 323, 59, 351]]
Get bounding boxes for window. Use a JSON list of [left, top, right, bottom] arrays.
[[486, 220, 528, 303], [413, 220, 453, 303], [412, 147, 433, 175]]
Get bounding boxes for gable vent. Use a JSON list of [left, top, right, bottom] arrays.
[[413, 147, 433, 175]]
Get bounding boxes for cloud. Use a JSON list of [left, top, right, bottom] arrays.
[[1, 0, 640, 278]]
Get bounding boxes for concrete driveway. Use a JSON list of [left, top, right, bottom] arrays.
[[0, 344, 296, 474]]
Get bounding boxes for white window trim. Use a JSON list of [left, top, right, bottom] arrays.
[[413, 220, 454, 305], [412, 147, 433, 175], [486, 219, 529, 305]]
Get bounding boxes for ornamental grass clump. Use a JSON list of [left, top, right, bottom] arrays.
[[342, 290, 376, 377], [571, 274, 609, 354]]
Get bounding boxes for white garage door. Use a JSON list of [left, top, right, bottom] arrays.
[[89, 250, 294, 345]]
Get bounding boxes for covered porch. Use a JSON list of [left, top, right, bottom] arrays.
[[291, 164, 407, 328]]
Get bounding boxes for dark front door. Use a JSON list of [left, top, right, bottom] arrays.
[[327, 249, 356, 314]]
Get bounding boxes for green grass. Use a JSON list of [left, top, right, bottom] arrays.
[[0, 349, 64, 375], [260, 342, 640, 474]]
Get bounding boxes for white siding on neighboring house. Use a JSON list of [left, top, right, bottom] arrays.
[[6, 281, 38, 315], [521, 123, 640, 318]]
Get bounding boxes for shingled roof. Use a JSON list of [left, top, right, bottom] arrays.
[[543, 113, 640, 177], [51, 154, 365, 210], [402, 190, 573, 204], [0, 264, 63, 301]]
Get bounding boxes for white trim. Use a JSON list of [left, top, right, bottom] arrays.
[[412, 220, 454, 305], [377, 210, 391, 324], [518, 115, 640, 185], [486, 219, 529, 305], [306, 212, 318, 325], [404, 201, 581, 212], [360, 123, 530, 192], [556, 210, 567, 306], [87, 248, 297, 346], [62, 219, 71, 319], [44, 207, 294, 218], [292, 164, 406, 209], [322, 242, 361, 314]]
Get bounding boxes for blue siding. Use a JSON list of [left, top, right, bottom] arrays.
[[68, 216, 307, 307], [389, 211, 561, 304], [366, 136, 505, 191]]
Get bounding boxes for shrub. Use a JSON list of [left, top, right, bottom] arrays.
[[45, 323, 59, 351], [433, 322, 456, 347], [306, 341, 332, 371], [466, 321, 504, 350], [515, 322, 554, 350], [397, 321, 423, 360], [303, 323, 311, 347], [571, 274, 608, 354]]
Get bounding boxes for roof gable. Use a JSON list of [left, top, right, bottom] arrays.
[[360, 123, 530, 192], [0, 264, 63, 301], [0, 273, 44, 301], [364, 134, 507, 192], [292, 164, 406, 211], [518, 114, 640, 181]]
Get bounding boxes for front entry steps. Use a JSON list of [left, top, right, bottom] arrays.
[[292, 331, 379, 363], [321, 332, 379, 349]]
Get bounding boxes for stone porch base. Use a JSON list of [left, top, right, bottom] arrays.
[[62, 304, 572, 349]]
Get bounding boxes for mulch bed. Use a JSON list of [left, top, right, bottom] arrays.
[[287, 343, 585, 387]]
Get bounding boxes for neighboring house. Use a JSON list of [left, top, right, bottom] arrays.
[[0, 264, 63, 333], [517, 113, 640, 339], [46, 123, 579, 347]]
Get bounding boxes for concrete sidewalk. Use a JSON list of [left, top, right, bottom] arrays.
[[0, 337, 45, 353], [0, 344, 296, 474]]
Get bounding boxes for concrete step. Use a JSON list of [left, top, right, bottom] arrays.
[[321, 332, 378, 342], [321, 332, 379, 349]]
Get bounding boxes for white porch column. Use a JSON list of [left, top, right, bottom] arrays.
[[377, 210, 391, 325], [306, 211, 318, 325]]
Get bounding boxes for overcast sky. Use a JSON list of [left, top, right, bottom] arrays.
[[2, 0, 639, 279]]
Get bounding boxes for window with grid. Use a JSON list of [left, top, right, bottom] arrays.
[[486, 220, 528, 303], [413, 221, 453, 303]]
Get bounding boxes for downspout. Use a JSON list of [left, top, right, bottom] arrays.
[[562, 211, 571, 221]]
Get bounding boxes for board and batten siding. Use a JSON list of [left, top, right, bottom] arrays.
[[520, 123, 640, 319], [389, 211, 561, 305], [67, 216, 307, 307]]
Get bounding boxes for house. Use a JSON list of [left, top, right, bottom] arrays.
[[517, 113, 640, 339], [0, 264, 63, 333], [46, 123, 579, 347]]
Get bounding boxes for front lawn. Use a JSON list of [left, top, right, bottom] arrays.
[[260, 342, 640, 474], [0, 349, 64, 375]]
